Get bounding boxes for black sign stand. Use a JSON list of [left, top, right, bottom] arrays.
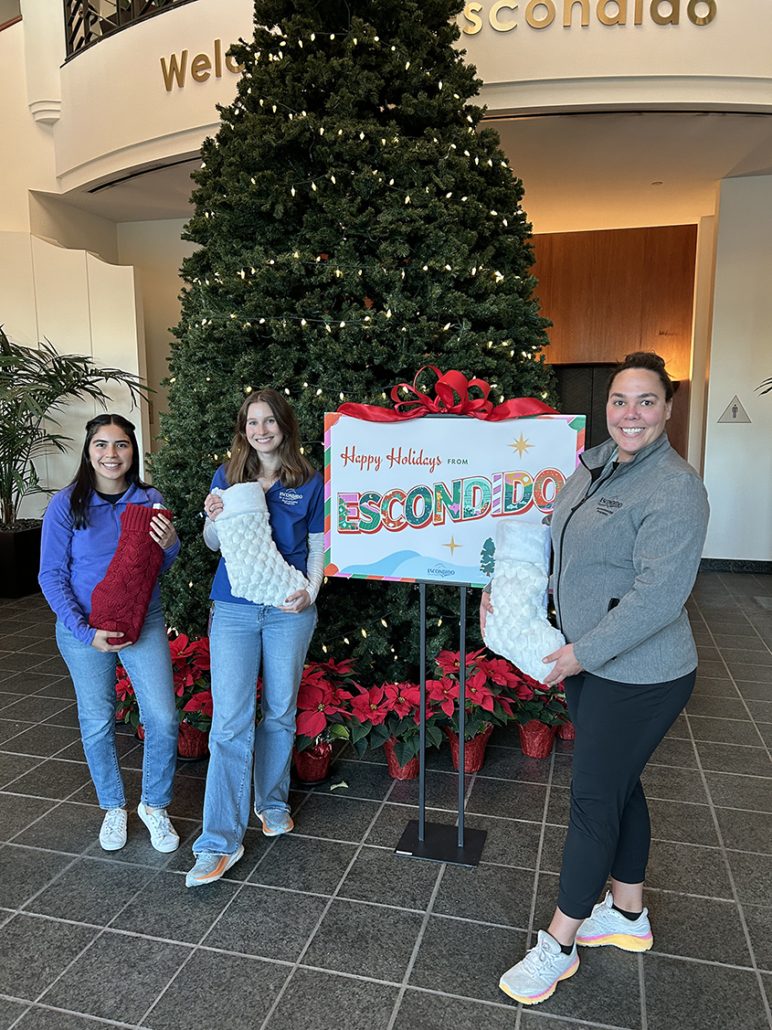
[[395, 581, 487, 867]]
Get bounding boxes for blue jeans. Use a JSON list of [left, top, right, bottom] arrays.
[[193, 599, 317, 856], [56, 605, 178, 810]]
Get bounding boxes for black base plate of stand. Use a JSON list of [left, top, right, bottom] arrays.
[[395, 819, 487, 867]]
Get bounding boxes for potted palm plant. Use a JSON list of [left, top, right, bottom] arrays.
[[0, 326, 147, 597]]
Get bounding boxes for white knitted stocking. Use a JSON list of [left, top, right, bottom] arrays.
[[212, 483, 310, 607], [483, 520, 565, 684]]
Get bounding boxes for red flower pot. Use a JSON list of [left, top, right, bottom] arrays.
[[444, 723, 494, 773], [292, 742, 333, 784], [383, 738, 419, 780], [177, 722, 209, 760], [557, 720, 576, 741], [517, 720, 557, 759]]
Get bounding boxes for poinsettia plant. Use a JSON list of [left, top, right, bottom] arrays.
[[349, 681, 444, 767], [513, 673, 569, 727], [294, 657, 358, 753], [428, 648, 525, 740], [115, 630, 213, 732]]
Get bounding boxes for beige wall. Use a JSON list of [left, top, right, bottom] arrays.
[[702, 175, 772, 561], [117, 219, 197, 439]]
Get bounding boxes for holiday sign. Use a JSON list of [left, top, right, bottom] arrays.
[[324, 412, 585, 587]]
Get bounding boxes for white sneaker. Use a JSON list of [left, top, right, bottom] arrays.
[[99, 807, 128, 851], [499, 930, 579, 1006], [576, 891, 653, 952], [137, 802, 180, 853]]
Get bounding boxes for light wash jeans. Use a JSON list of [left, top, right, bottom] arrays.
[[55, 605, 178, 810], [193, 599, 317, 856]]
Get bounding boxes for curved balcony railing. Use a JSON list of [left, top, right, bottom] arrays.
[[64, 0, 198, 58]]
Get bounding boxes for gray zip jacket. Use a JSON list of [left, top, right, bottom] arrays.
[[550, 433, 709, 684]]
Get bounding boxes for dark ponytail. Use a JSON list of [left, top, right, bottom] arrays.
[[606, 351, 675, 402], [69, 414, 149, 529]]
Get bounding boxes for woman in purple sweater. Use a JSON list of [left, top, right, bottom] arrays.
[[39, 414, 181, 854]]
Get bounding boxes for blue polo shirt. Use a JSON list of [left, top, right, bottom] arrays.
[[208, 464, 324, 605]]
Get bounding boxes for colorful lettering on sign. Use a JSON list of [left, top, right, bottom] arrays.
[[336, 468, 566, 533]]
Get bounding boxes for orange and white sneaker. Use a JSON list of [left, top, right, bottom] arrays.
[[499, 930, 580, 1005], [576, 892, 653, 952], [185, 845, 244, 888]]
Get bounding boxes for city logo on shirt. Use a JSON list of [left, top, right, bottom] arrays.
[[278, 489, 303, 507], [596, 496, 623, 517]]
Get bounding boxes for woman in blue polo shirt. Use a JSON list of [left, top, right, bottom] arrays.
[[186, 388, 324, 887], [39, 414, 180, 855]]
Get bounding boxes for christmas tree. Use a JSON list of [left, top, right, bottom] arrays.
[[153, 0, 556, 680]]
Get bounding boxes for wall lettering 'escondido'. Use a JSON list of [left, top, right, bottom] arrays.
[[460, 0, 717, 33], [160, 39, 244, 92]]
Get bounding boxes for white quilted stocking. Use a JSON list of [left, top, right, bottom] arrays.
[[212, 483, 310, 607], [483, 520, 565, 684]]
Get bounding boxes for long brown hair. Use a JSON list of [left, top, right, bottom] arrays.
[[225, 389, 315, 488]]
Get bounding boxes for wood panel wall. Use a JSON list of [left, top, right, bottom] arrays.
[[531, 224, 698, 457]]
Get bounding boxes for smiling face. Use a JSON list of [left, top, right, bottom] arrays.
[[245, 400, 285, 459], [88, 423, 134, 492], [606, 368, 672, 462]]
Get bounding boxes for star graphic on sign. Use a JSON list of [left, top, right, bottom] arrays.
[[443, 536, 461, 556], [509, 433, 533, 457]]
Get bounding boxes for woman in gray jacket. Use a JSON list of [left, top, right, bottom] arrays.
[[494, 352, 709, 1006]]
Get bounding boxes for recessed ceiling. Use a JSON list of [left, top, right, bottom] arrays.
[[60, 110, 772, 233]]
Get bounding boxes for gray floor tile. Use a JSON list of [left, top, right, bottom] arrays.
[[649, 737, 698, 768], [716, 807, 772, 854], [648, 799, 719, 847], [0, 654, 51, 674], [694, 740, 771, 777], [33, 679, 75, 701], [14, 1010, 111, 1029], [433, 862, 535, 928], [390, 769, 463, 809], [546, 785, 570, 826], [303, 898, 423, 980], [409, 913, 526, 1004], [341, 845, 440, 909], [364, 803, 447, 849], [474, 746, 554, 784], [728, 664, 772, 683], [145, 948, 289, 1030], [736, 681, 772, 703], [727, 851, 772, 907], [520, 1015, 612, 1030], [111, 868, 237, 943], [746, 699, 772, 721], [318, 758, 395, 800], [394, 989, 516, 1030], [705, 771, 772, 812], [645, 840, 733, 898], [0, 794, 57, 842], [2, 696, 72, 724], [14, 801, 104, 854], [466, 777, 548, 820], [0, 724, 81, 758], [644, 953, 769, 1030], [203, 883, 327, 961], [250, 834, 357, 894], [0, 845, 74, 910], [642, 764, 709, 804], [687, 694, 749, 719], [0, 913, 97, 1000], [647, 892, 752, 965], [41, 930, 190, 1023], [24, 857, 153, 926], [8, 760, 92, 802], [468, 813, 543, 869], [0, 752, 40, 788], [291, 793, 381, 842], [743, 903, 772, 972], [0, 719, 32, 744], [0, 997, 28, 1029], [268, 968, 398, 1030], [539, 822, 567, 874], [688, 715, 761, 746]]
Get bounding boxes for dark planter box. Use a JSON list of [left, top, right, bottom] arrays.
[[0, 523, 42, 598]]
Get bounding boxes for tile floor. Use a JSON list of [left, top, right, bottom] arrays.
[[0, 572, 770, 1030]]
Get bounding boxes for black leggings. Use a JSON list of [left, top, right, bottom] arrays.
[[557, 669, 696, 920]]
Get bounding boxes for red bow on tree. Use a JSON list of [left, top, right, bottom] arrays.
[[337, 366, 557, 421]]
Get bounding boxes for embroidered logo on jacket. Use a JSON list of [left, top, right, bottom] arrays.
[[596, 496, 623, 517], [278, 490, 302, 507]]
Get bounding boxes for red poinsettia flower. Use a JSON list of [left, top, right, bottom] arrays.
[[434, 647, 485, 675], [382, 682, 420, 718], [350, 685, 389, 726], [115, 677, 135, 702], [465, 669, 495, 712], [183, 691, 213, 717], [426, 676, 459, 718], [295, 679, 350, 739]]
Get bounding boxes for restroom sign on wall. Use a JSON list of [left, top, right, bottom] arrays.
[[717, 395, 752, 424]]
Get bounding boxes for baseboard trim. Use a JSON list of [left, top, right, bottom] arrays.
[[700, 558, 772, 575]]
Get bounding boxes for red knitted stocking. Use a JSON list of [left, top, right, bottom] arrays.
[[89, 504, 171, 645]]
